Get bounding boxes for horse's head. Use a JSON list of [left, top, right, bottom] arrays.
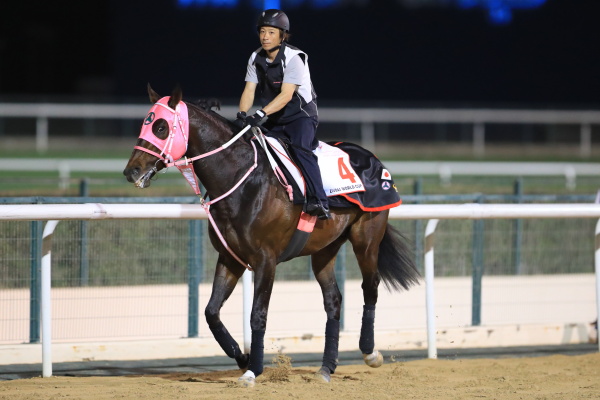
[[123, 84, 188, 188]]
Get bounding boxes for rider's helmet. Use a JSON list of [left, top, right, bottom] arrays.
[[256, 9, 290, 33]]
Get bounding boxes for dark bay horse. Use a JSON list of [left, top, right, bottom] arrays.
[[123, 85, 420, 386]]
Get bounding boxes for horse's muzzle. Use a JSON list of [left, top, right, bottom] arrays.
[[123, 166, 155, 188]]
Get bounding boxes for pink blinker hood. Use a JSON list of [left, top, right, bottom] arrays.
[[136, 96, 189, 163]]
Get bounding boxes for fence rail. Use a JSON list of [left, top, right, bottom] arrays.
[[0, 202, 599, 376], [3, 158, 600, 184], [1, 103, 599, 156]]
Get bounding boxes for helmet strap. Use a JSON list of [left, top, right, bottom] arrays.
[[266, 44, 281, 54]]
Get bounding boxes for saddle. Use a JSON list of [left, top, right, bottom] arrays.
[[253, 129, 402, 212]]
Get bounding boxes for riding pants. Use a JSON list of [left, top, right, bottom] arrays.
[[264, 116, 329, 209]]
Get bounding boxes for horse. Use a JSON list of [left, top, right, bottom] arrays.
[[123, 84, 420, 387]]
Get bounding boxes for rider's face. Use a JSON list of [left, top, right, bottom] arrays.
[[259, 27, 282, 51]]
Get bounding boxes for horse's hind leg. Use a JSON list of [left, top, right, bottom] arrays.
[[349, 212, 388, 368], [311, 240, 345, 383], [205, 256, 249, 369]]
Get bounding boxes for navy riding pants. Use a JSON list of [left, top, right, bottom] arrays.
[[264, 116, 329, 208]]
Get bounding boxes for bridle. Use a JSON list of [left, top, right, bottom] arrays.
[[134, 97, 257, 270]]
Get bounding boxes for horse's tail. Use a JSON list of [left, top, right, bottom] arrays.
[[377, 223, 421, 291]]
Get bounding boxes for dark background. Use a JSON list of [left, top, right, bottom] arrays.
[[1, 0, 599, 108]]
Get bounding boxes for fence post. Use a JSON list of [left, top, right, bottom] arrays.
[[79, 180, 89, 286], [471, 195, 484, 326], [580, 123, 591, 159], [36, 116, 49, 154], [425, 219, 439, 359], [41, 220, 60, 378], [513, 178, 523, 275], [473, 122, 485, 157], [334, 243, 347, 330], [361, 121, 375, 151], [29, 220, 43, 343], [187, 219, 202, 338], [595, 218, 600, 352]]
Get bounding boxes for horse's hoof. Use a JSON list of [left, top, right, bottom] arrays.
[[237, 370, 256, 388], [363, 350, 384, 368], [236, 353, 250, 369], [315, 367, 331, 383]]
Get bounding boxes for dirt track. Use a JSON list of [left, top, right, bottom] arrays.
[[0, 353, 598, 400]]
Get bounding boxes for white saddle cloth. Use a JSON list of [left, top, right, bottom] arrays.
[[265, 137, 365, 197]]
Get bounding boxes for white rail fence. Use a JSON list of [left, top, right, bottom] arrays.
[[1, 103, 599, 156], [0, 203, 599, 377], [2, 159, 600, 190]]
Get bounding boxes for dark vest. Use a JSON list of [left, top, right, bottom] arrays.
[[253, 43, 318, 125]]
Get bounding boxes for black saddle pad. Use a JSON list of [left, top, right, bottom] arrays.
[[327, 141, 401, 211], [263, 134, 401, 211]]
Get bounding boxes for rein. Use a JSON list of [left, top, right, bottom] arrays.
[[177, 125, 257, 271], [135, 99, 256, 270]]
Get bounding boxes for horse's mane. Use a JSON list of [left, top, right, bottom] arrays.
[[190, 98, 243, 133], [194, 98, 221, 111]]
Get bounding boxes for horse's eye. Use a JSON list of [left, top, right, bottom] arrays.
[[152, 119, 170, 139]]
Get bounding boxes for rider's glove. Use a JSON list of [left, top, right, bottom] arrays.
[[233, 111, 247, 129], [245, 109, 266, 127]]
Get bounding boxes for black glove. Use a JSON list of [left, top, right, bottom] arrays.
[[245, 109, 266, 127], [233, 111, 246, 128]]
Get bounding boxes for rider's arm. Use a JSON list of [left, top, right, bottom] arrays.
[[239, 81, 257, 113]]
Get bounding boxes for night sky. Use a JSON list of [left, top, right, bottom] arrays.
[[1, 0, 599, 108]]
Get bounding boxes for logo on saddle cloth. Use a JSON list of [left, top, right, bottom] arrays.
[[265, 137, 364, 197]]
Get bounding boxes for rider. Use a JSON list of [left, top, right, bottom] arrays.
[[235, 9, 330, 220]]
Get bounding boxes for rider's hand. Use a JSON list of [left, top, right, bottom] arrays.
[[233, 111, 247, 129], [245, 109, 266, 127]]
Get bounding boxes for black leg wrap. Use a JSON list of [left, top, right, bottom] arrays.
[[235, 353, 250, 370], [248, 329, 266, 377], [322, 318, 340, 374], [209, 322, 242, 359], [359, 304, 376, 354]]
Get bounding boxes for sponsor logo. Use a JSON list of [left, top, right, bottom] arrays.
[[381, 181, 391, 191], [144, 112, 155, 125], [328, 183, 364, 194]]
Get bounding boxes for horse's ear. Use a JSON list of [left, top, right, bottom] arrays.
[[169, 84, 182, 108], [148, 83, 161, 104]]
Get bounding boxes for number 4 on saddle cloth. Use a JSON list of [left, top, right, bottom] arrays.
[[260, 134, 402, 212]]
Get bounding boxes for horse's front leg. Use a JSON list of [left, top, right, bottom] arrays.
[[237, 261, 276, 388], [205, 256, 249, 369]]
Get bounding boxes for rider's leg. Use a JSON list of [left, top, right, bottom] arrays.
[[274, 117, 330, 219]]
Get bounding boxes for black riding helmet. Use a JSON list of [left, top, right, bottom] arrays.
[[256, 9, 290, 33]]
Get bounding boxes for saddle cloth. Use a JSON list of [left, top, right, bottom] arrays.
[[264, 136, 402, 212]]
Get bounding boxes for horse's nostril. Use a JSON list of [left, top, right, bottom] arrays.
[[123, 167, 140, 182]]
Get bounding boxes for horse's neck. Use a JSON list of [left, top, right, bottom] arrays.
[[187, 117, 266, 202]]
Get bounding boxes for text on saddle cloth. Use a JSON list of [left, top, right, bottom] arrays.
[[264, 137, 365, 197]]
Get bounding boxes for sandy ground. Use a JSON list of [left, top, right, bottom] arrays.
[[0, 353, 598, 400]]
